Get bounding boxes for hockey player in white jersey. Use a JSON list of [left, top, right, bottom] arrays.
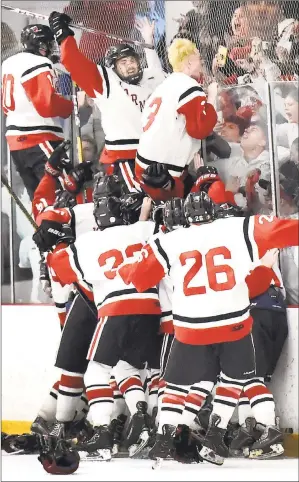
[[135, 38, 218, 201], [49, 186, 162, 460], [119, 192, 299, 465], [2, 24, 73, 200], [48, 11, 165, 193]]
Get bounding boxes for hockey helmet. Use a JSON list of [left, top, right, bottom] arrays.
[[163, 198, 188, 232], [184, 192, 214, 224], [213, 202, 245, 219], [21, 24, 55, 58], [121, 191, 145, 225], [150, 201, 165, 226], [93, 195, 124, 229], [105, 44, 143, 85], [195, 165, 220, 193], [93, 174, 122, 203]]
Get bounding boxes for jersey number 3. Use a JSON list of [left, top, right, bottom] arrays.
[[98, 244, 143, 280], [143, 97, 162, 132], [180, 247, 236, 296], [2, 74, 15, 114]]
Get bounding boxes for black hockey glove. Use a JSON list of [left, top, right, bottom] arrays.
[[33, 220, 75, 252], [63, 161, 94, 195], [45, 140, 72, 177], [48, 12, 74, 45], [142, 163, 175, 190], [54, 190, 77, 208]]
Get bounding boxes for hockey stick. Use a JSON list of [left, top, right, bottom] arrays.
[[2, 4, 154, 50], [1, 172, 97, 317]]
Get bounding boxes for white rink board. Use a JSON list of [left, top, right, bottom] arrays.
[[1, 454, 298, 482], [1, 305, 298, 431]]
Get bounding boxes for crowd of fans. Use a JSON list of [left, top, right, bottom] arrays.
[[1, 0, 298, 304]]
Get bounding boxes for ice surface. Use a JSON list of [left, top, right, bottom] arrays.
[[1, 453, 298, 482]]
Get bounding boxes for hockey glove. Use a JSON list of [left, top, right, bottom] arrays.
[[54, 190, 77, 209], [33, 220, 75, 252], [48, 12, 74, 45], [142, 163, 174, 190], [45, 140, 72, 177], [63, 161, 94, 195]]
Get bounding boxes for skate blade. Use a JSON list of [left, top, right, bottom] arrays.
[[79, 449, 112, 461], [249, 444, 284, 459], [200, 446, 224, 466], [129, 431, 149, 458]]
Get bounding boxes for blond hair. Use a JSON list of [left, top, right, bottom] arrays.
[[168, 38, 198, 72]]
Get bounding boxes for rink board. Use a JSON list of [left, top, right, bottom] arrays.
[[1, 305, 298, 457]]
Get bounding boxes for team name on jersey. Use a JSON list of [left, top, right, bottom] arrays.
[[123, 88, 146, 112]]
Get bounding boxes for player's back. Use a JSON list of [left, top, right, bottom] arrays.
[[75, 221, 159, 316], [2, 51, 63, 137], [137, 72, 202, 168], [160, 216, 255, 344]]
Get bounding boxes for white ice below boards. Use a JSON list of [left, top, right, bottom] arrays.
[[1, 453, 298, 482]]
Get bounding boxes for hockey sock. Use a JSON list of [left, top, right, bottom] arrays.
[[157, 383, 189, 434], [181, 381, 214, 428], [238, 389, 253, 426], [212, 373, 244, 429], [85, 361, 114, 426], [38, 381, 60, 422], [109, 375, 126, 420], [243, 378, 276, 426], [157, 378, 167, 425], [73, 393, 89, 422], [146, 369, 160, 417], [55, 302, 67, 328], [56, 370, 84, 422], [113, 361, 145, 416]]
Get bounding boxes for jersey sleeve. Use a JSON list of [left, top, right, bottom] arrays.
[[32, 173, 60, 221], [35, 206, 72, 227], [253, 215, 299, 257], [21, 62, 73, 119], [50, 243, 94, 301], [118, 234, 170, 292], [60, 36, 110, 99], [245, 265, 274, 298], [177, 84, 217, 140]]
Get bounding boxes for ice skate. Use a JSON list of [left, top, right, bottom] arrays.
[[249, 419, 284, 459], [149, 424, 176, 469], [125, 401, 151, 457], [229, 417, 260, 457], [199, 414, 229, 466], [30, 416, 52, 436], [77, 425, 113, 462]]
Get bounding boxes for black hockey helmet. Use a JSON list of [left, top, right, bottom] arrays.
[[163, 198, 188, 232], [93, 174, 122, 203], [21, 24, 55, 58], [121, 191, 145, 225], [184, 192, 214, 224], [213, 202, 245, 219], [93, 195, 124, 229], [105, 43, 143, 85]]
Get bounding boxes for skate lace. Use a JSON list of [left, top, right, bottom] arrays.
[[51, 423, 62, 438], [259, 427, 269, 441]]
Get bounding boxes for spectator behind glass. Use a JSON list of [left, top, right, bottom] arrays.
[[276, 87, 299, 149], [276, 18, 299, 80], [219, 115, 248, 143], [81, 135, 98, 163], [63, 0, 136, 63]]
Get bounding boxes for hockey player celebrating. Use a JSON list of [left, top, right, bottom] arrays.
[[48, 11, 166, 193], [119, 193, 299, 465], [47, 186, 162, 460], [2, 24, 73, 200], [135, 38, 218, 201]]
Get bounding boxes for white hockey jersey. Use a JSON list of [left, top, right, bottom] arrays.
[[51, 221, 160, 317], [135, 72, 217, 182], [60, 37, 166, 164], [2, 51, 72, 151], [119, 215, 299, 345]]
